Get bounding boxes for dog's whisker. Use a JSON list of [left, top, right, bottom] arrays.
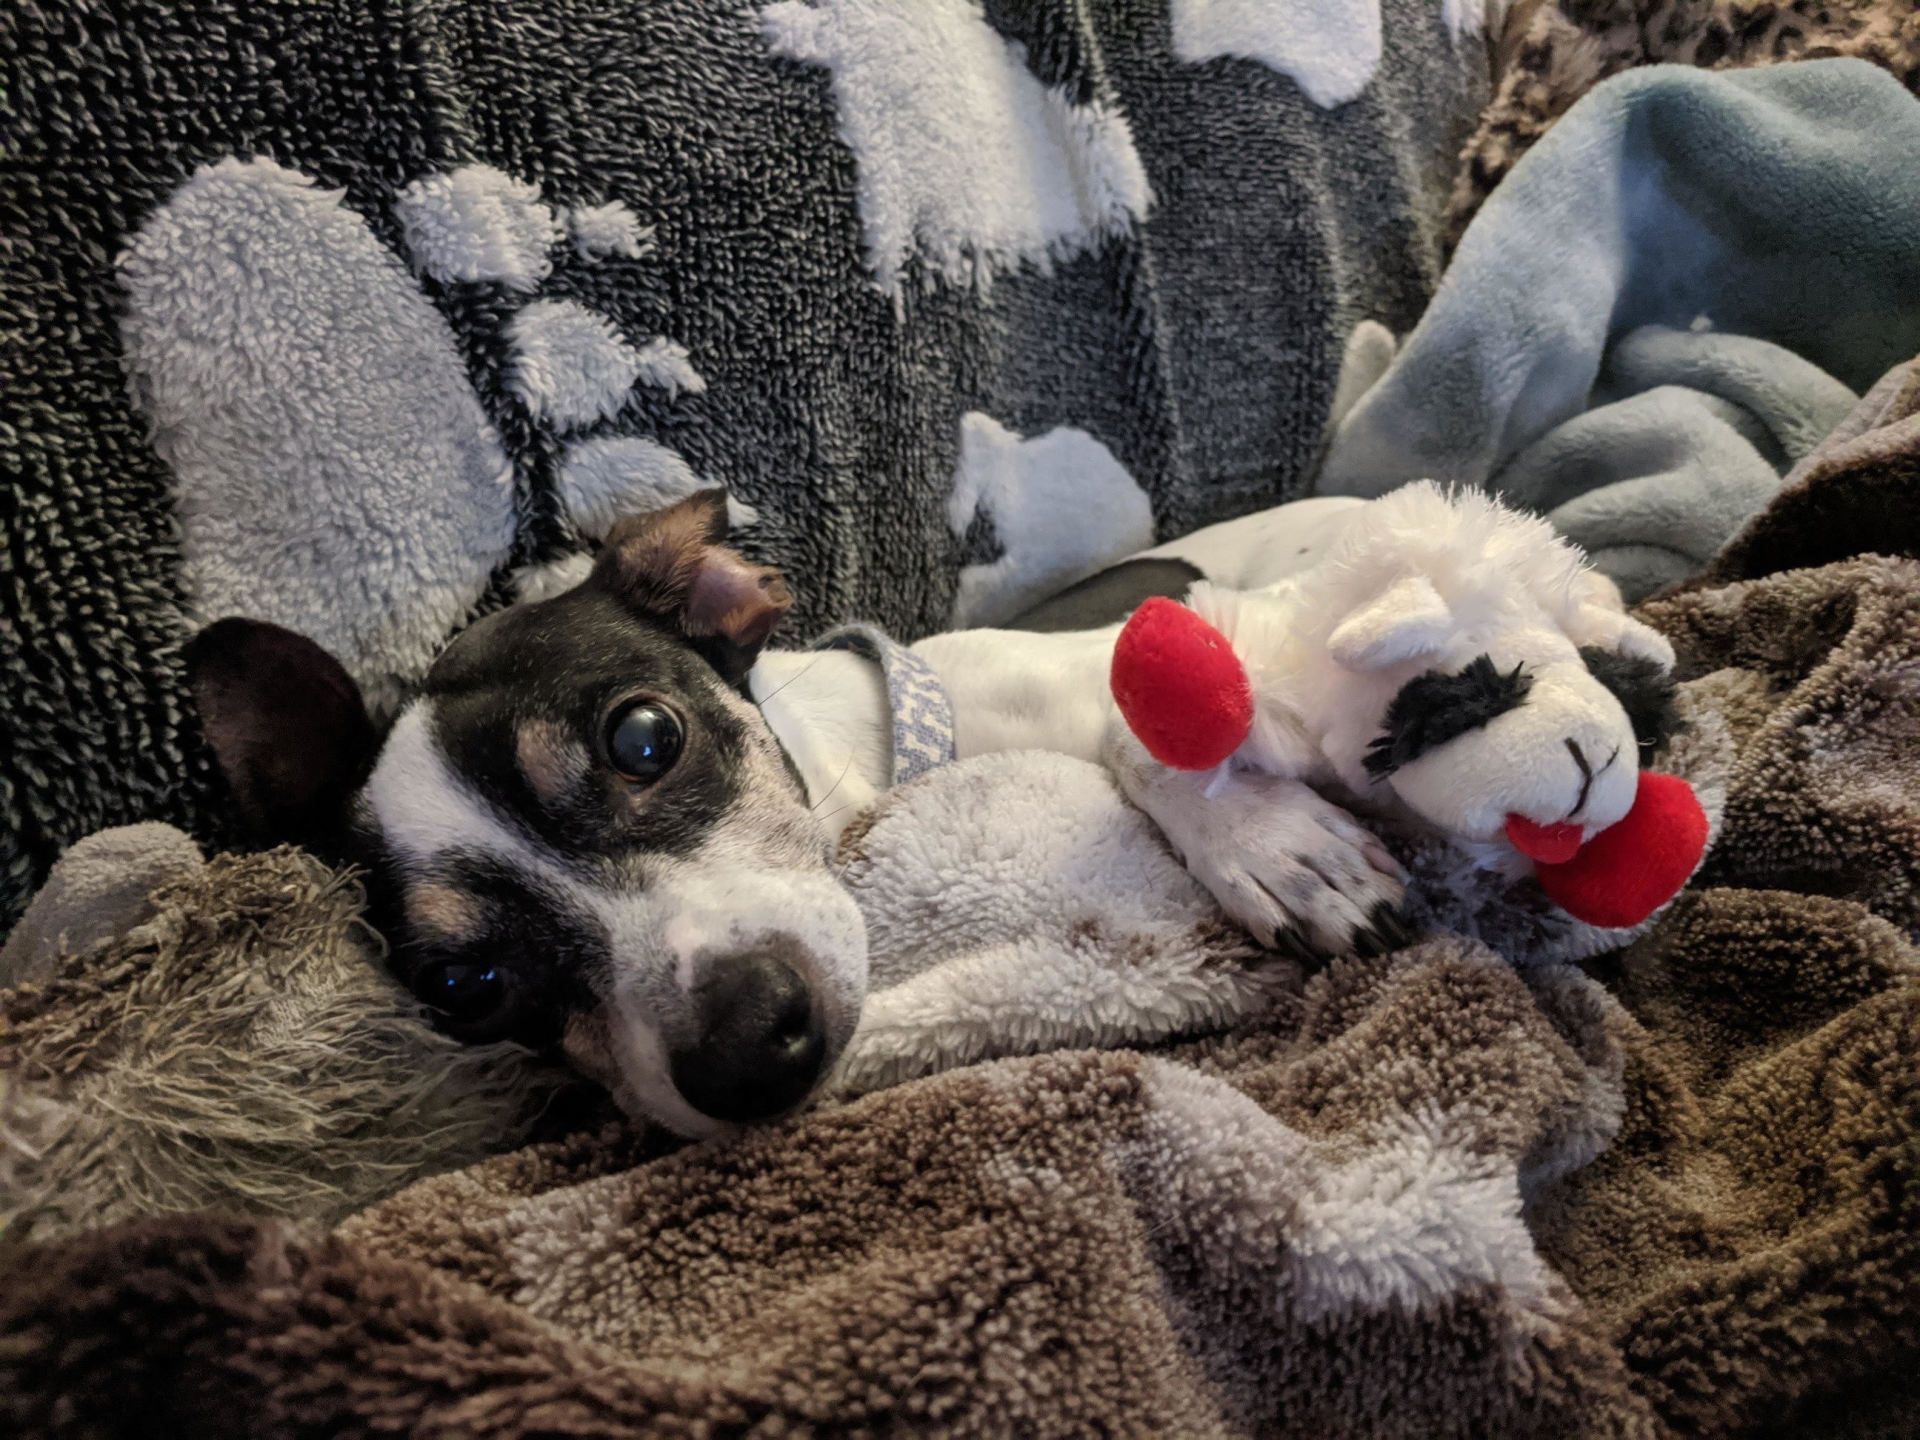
[[811, 749, 857, 814], [755, 654, 824, 707]]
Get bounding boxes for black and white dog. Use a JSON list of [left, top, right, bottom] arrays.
[[188, 490, 1395, 1136]]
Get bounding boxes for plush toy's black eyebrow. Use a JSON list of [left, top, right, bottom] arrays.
[[1578, 646, 1682, 760], [1364, 654, 1533, 780]]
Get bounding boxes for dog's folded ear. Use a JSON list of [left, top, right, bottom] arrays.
[[185, 619, 377, 848], [593, 489, 794, 678]]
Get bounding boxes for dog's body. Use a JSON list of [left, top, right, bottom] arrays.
[[188, 491, 1397, 1138], [752, 496, 1373, 839]]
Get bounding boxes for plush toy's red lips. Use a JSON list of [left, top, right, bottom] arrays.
[[1503, 813, 1584, 864]]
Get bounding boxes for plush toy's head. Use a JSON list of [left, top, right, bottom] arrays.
[[1333, 578, 1679, 848], [1111, 484, 1709, 930]]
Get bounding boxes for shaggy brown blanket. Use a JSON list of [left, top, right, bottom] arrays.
[[3, 385, 1918, 1436]]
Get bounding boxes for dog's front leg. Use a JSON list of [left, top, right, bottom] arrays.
[[1104, 723, 1411, 960]]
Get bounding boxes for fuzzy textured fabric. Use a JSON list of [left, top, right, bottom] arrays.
[[1321, 60, 1920, 599], [0, 846, 574, 1241], [0, 0, 1490, 927], [117, 157, 521, 715], [0, 823, 205, 989], [1452, 0, 1920, 249], [1706, 354, 1920, 584], [6, 462, 1918, 1432], [830, 750, 1289, 1097]]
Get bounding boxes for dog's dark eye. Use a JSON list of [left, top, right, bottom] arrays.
[[606, 701, 684, 782], [416, 960, 508, 1026]]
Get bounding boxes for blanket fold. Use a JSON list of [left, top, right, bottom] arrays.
[[1708, 354, 1920, 584]]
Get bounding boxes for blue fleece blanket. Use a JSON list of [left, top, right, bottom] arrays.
[[1318, 59, 1920, 599]]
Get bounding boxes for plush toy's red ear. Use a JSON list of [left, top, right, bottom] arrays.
[[1533, 772, 1708, 928], [1111, 598, 1253, 771]]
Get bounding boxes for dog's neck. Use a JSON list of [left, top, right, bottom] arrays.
[[748, 648, 894, 842]]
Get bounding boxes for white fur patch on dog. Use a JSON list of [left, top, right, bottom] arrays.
[[364, 706, 540, 878], [834, 751, 1285, 1096], [761, 0, 1150, 298], [1171, 0, 1382, 109], [119, 157, 518, 709], [393, 164, 563, 291], [945, 412, 1154, 627], [558, 437, 758, 541]]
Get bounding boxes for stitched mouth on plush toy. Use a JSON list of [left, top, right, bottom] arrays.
[[1504, 732, 1627, 860]]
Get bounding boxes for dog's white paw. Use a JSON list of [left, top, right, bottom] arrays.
[[1118, 752, 1411, 960]]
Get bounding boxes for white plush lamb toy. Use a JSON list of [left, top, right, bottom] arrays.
[[1108, 482, 1709, 952]]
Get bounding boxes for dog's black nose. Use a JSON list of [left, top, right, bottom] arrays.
[[669, 952, 827, 1124]]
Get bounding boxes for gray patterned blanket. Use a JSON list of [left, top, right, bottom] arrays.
[[0, 0, 1489, 923]]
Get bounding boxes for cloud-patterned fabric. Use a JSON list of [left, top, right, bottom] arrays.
[[0, 0, 1489, 922]]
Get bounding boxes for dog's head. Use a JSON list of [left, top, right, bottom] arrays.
[[186, 491, 866, 1137]]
